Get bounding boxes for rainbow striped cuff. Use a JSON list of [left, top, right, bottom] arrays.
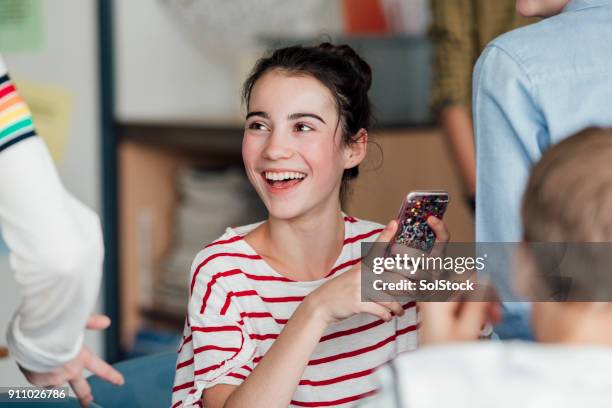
[[0, 73, 37, 152]]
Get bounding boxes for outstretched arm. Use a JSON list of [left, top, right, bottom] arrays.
[[0, 60, 103, 373], [0, 56, 122, 406]]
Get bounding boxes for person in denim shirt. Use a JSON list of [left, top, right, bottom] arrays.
[[474, 0, 612, 339]]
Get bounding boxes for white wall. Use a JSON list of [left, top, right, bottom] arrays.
[[0, 0, 102, 386], [113, 0, 342, 123], [114, 0, 242, 123]]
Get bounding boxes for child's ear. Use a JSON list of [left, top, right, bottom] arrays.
[[344, 129, 368, 169]]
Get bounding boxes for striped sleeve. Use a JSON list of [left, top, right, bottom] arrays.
[[0, 59, 37, 152], [172, 247, 257, 407]]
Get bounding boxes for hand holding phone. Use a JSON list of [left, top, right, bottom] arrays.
[[392, 191, 449, 253]]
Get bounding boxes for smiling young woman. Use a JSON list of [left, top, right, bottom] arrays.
[[171, 43, 449, 408]]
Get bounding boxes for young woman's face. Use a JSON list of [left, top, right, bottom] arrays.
[[515, 0, 570, 17], [242, 70, 363, 220]]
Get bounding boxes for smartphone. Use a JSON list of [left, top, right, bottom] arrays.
[[391, 191, 449, 253]]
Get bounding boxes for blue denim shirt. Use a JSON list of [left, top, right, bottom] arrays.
[[474, 0, 612, 338]]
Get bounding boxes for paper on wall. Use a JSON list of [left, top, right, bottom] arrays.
[[13, 78, 73, 164], [0, 0, 43, 53]]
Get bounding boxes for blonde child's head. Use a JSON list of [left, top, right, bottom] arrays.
[[519, 127, 612, 343], [522, 127, 612, 242]]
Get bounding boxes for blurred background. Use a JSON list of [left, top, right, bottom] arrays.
[[0, 0, 495, 384]]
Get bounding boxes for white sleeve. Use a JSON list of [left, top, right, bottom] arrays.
[[2, 138, 104, 372], [0, 55, 103, 372]]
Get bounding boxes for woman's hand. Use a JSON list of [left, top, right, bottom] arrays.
[[427, 216, 450, 258], [384, 215, 450, 267], [374, 216, 451, 300], [305, 221, 406, 325]]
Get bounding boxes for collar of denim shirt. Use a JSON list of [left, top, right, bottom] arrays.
[[564, 0, 612, 12]]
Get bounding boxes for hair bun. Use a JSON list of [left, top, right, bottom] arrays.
[[318, 42, 372, 92]]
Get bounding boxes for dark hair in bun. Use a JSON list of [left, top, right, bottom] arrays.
[[242, 42, 374, 200]]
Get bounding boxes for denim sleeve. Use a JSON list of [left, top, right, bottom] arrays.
[[473, 45, 546, 244]]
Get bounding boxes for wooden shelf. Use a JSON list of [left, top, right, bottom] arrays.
[[118, 122, 244, 157]]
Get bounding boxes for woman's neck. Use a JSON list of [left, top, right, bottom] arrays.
[[250, 202, 346, 281]]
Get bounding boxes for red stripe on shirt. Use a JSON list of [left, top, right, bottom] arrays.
[[239, 311, 288, 325], [172, 380, 194, 393], [176, 357, 194, 370], [320, 318, 386, 342], [191, 253, 262, 294], [200, 268, 293, 314], [249, 333, 279, 341], [187, 360, 390, 391], [320, 302, 414, 341], [178, 334, 192, 353], [215, 363, 388, 390], [299, 357, 398, 387], [191, 325, 242, 333], [310, 324, 418, 366], [200, 269, 251, 314], [204, 235, 243, 248], [290, 389, 378, 407], [180, 328, 246, 375], [247, 318, 388, 344], [206, 366, 383, 390], [299, 366, 376, 386], [343, 215, 358, 223], [194, 361, 226, 376], [176, 345, 242, 372], [325, 257, 361, 278], [176, 357, 193, 370], [194, 345, 241, 354], [403, 301, 417, 309], [220, 290, 304, 315], [172, 401, 182, 408], [220, 290, 259, 315], [260, 295, 305, 303], [343, 228, 383, 245], [227, 372, 247, 381]]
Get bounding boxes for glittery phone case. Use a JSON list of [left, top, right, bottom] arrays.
[[392, 191, 449, 253]]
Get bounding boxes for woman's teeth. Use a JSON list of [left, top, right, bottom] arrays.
[[264, 171, 306, 181]]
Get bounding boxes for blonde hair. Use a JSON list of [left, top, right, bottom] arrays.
[[522, 127, 612, 242]]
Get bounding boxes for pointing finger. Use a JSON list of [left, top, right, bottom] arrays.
[[86, 353, 124, 386]]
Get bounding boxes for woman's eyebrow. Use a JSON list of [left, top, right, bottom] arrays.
[[288, 112, 326, 124], [246, 111, 269, 120]]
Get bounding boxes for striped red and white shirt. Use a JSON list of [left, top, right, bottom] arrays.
[[171, 216, 418, 407]]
